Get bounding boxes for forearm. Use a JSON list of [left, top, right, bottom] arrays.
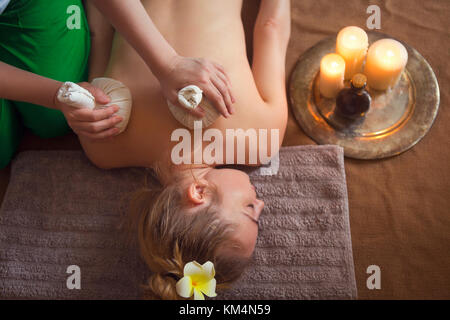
[[254, 0, 291, 57], [90, 0, 178, 79], [86, 0, 115, 81], [252, 0, 291, 103], [0, 62, 61, 110]]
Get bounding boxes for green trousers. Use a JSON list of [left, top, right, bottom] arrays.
[[0, 0, 90, 168]]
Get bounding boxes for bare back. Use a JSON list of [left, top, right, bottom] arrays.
[[81, 0, 288, 169]]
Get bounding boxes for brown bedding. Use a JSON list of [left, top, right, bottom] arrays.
[[1, 0, 449, 299]]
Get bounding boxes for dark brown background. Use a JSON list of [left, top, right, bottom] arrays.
[[1, 0, 449, 299]]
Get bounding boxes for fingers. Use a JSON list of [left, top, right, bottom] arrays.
[[78, 82, 110, 105], [161, 56, 236, 119], [73, 105, 119, 122], [201, 62, 235, 118], [73, 114, 123, 135], [213, 63, 236, 104], [211, 74, 234, 115], [168, 93, 205, 119], [67, 105, 122, 140], [202, 82, 231, 119], [187, 105, 206, 118], [78, 127, 120, 141]]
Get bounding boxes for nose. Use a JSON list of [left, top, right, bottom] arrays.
[[255, 199, 264, 219]]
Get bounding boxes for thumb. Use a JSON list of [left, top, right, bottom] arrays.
[[166, 90, 179, 107], [80, 83, 110, 105], [90, 87, 110, 105]]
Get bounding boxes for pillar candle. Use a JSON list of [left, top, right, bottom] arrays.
[[336, 26, 369, 80], [319, 53, 346, 99], [364, 39, 408, 91]]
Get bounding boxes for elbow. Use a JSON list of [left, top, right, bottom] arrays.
[[261, 17, 281, 30], [82, 148, 114, 170], [256, 0, 291, 31], [88, 156, 114, 170], [254, 17, 291, 45], [255, 18, 282, 34], [92, 162, 114, 170]]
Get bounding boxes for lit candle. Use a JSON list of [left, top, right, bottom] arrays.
[[319, 53, 346, 99], [336, 26, 369, 80], [364, 39, 408, 91]]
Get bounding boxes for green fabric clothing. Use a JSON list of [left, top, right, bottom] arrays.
[[0, 0, 90, 168]]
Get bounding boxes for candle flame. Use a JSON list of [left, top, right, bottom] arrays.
[[382, 49, 397, 66], [386, 50, 395, 57]]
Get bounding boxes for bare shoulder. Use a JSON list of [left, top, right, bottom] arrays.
[[79, 134, 134, 170]]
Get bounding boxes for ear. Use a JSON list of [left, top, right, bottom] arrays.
[[186, 179, 210, 205]]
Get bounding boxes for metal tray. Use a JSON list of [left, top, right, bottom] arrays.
[[289, 31, 440, 160]]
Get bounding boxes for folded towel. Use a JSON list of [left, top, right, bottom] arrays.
[[0, 146, 357, 299]]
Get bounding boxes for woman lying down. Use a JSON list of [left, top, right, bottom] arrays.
[[75, 0, 289, 299]]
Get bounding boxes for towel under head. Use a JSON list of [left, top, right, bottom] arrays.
[[0, 146, 357, 299]]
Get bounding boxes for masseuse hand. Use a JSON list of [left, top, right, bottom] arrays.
[[159, 55, 236, 118], [55, 82, 123, 140]]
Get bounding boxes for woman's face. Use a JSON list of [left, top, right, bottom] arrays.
[[205, 168, 264, 257]]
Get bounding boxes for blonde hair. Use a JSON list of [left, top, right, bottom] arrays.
[[125, 169, 251, 300]]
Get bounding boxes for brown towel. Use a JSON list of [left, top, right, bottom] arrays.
[[0, 146, 356, 299]]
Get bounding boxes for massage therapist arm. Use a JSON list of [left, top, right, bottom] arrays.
[[90, 0, 235, 118], [0, 61, 123, 140]]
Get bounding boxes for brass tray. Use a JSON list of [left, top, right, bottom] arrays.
[[289, 31, 440, 160]]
